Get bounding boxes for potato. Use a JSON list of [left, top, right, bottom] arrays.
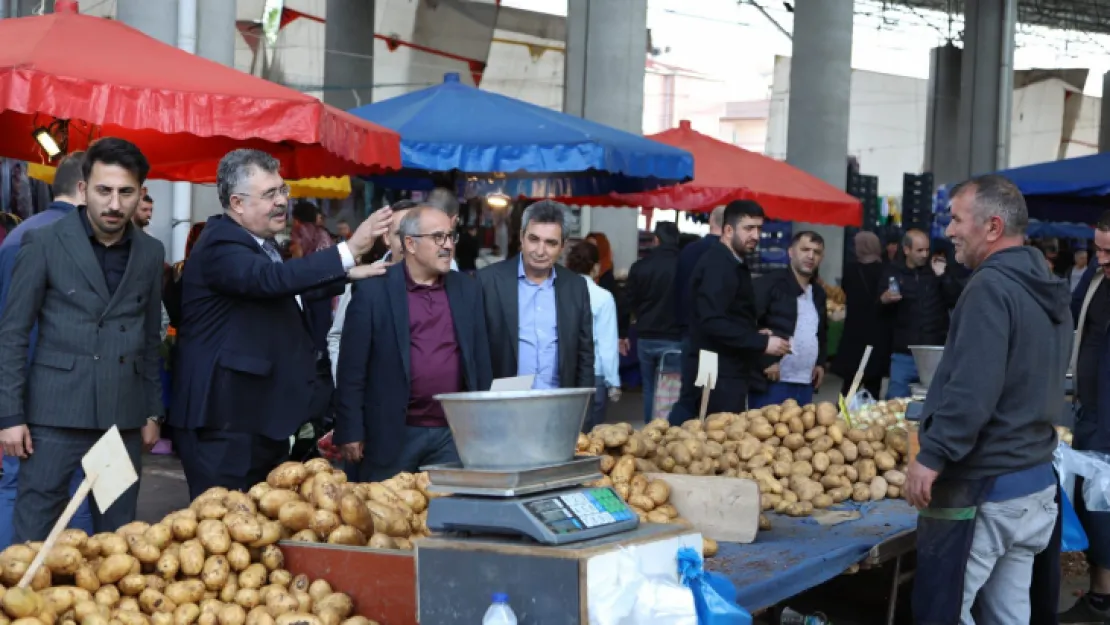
[[856, 459, 878, 484], [790, 461, 813, 478], [793, 447, 814, 463], [220, 515, 262, 546], [870, 477, 889, 501], [275, 616, 321, 625], [258, 491, 302, 520], [95, 534, 128, 557], [255, 546, 282, 573], [117, 522, 151, 538], [250, 522, 282, 549], [883, 470, 906, 487], [267, 463, 308, 490], [812, 494, 834, 509], [306, 582, 331, 605], [816, 402, 839, 426], [119, 574, 148, 596], [125, 535, 161, 566], [888, 485, 901, 499], [857, 441, 875, 459], [94, 585, 120, 607], [826, 423, 844, 445], [237, 565, 267, 591], [139, 589, 176, 615], [758, 514, 772, 531], [173, 603, 201, 625], [333, 496, 371, 537], [264, 590, 299, 618], [97, 554, 135, 585], [197, 502, 229, 521], [779, 433, 804, 452], [839, 441, 858, 463], [41, 545, 83, 576], [885, 428, 909, 455], [784, 501, 814, 517], [873, 451, 897, 472], [171, 517, 199, 543], [749, 422, 776, 441], [771, 460, 791, 478], [867, 425, 887, 443], [201, 556, 230, 591], [790, 479, 823, 502], [178, 541, 205, 577], [3, 588, 42, 619], [194, 521, 230, 556], [244, 608, 273, 625], [851, 483, 871, 502], [846, 429, 868, 443], [233, 589, 261, 612], [326, 527, 365, 547], [811, 452, 830, 474], [810, 435, 834, 454]]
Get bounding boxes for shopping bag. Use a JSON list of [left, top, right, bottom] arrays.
[[677, 547, 751, 625], [1060, 488, 1089, 553]]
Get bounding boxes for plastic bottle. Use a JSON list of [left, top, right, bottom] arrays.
[[482, 593, 517, 625]]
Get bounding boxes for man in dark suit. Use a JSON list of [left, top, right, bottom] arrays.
[[0, 138, 164, 540], [334, 206, 492, 481], [171, 149, 390, 498], [672, 201, 789, 418], [477, 200, 594, 390]]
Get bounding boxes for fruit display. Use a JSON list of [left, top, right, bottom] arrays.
[[579, 400, 911, 519]]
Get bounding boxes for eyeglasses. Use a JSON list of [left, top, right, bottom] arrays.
[[233, 184, 291, 203], [409, 231, 459, 247]]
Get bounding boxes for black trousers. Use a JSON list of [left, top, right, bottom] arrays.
[[175, 429, 289, 500]]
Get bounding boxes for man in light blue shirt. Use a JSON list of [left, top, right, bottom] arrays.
[[477, 201, 595, 391]]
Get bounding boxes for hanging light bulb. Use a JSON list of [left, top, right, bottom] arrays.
[[486, 192, 510, 210], [32, 127, 62, 159]]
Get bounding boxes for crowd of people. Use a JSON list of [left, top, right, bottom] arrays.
[[0, 135, 1100, 624]]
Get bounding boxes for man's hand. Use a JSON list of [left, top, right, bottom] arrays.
[[765, 336, 790, 357], [812, 365, 825, 389], [618, 338, 630, 357], [608, 387, 622, 403], [347, 208, 393, 259], [0, 425, 32, 459], [763, 363, 780, 382], [904, 459, 939, 509], [141, 420, 161, 453], [340, 442, 365, 463], [931, 259, 947, 277], [348, 259, 391, 281], [759, 328, 773, 336], [880, 289, 902, 304]]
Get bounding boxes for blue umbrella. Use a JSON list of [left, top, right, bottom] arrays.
[[347, 73, 694, 185]]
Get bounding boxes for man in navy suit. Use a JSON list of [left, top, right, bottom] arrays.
[[171, 149, 390, 497], [334, 206, 492, 481]]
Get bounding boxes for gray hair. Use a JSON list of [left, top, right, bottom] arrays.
[[398, 205, 449, 239], [521, 200, 569, 241], [217, 149, 280, 209], [950, 174, 1028, 237]]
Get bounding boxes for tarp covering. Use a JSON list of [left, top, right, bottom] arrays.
[[0, 8, 401, 182], [996, 153, 1110, 197], [348, 73, 694, 181], [613, 121, 862, 226]]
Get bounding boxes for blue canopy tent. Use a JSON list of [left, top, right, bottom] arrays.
[[994, 153, 1110, 224], [347, 73, 694, 197]]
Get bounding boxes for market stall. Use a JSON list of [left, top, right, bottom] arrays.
[[993, 153, 1110, 225]]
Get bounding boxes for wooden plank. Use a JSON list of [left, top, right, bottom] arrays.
[[646, 473, 761, 544], [279, 542, 417, 625]]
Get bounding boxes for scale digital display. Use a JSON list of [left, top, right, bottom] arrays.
[[525, 488, 634, 534]]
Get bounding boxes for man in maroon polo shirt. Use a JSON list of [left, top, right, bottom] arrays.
[[333, 207, 492, 480]]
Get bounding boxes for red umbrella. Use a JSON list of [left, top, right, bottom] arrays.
[[614, 121, 861, 226], [0, 1, 401, 182]]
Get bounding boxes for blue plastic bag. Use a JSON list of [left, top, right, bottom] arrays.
[[677, 547, 752, 625], [1060, 488, 1090, 553]]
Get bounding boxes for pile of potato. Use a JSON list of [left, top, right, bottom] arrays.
[[580, 400, 911, 519]]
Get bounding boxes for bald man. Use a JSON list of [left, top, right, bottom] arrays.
[[879, 229, 963, 398]]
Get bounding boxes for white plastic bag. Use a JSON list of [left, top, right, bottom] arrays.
[[847, 389, 877, 415], [588, 548, 697, 625], [1054, 442, 1110, 512]]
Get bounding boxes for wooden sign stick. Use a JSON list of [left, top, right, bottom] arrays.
[[19, 472, 97, 588]]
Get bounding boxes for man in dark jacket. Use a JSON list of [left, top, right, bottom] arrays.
[[879, 228, 961, 398], [750, 231, 828, 408], [622, 221, 682, 422], [905, 175, 1069, 624], [669, 201, 789, 421], [673, 205, 724, 334]]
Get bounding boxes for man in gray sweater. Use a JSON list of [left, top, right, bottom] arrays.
[[905, 174, 1071, 624]]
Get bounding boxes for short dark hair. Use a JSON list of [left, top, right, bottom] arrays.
[[791, 230, 824, 247], [723, 200, 765, 230], [52, 151, 85, 198], [950, 174, 1028, 236], [521, 200, 569, 241], [292, 201, 318, 224], [82, 138, 150, 185], [566, 241, 600, 275], [142, 195, 153, 204], [654, 221, 679, 246], [1097, 210, 1110, 232]]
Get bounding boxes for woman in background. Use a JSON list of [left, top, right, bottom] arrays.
[[567, 241, 621, 432], [586, 232, 618, 294]]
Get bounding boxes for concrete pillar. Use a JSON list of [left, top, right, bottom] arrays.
[[118, 0, 178, 258], [189, 0, 238, 231], [323, 0, 375, 110], [1099, 72, 1110, 153], [784, 0, 853, 284], [563, 0, 648, 134], [924, 44, 963, 186], [956, 0, 1016, 176]]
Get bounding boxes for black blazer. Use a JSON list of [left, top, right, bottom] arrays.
[[332, 263, 492, 466], [476, 255, 595, 389], [688, 242, 768, 379], [170, 214, 346, 440], [752, 268, 828, 391]]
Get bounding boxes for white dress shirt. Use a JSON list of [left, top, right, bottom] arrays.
[[582, 275, 621, 389]]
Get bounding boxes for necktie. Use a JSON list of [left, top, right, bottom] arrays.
[[262, 239, 283, 264]]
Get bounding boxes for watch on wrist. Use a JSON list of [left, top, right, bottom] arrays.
[[148, 416, 166, 425]]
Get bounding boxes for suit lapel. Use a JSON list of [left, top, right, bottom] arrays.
[[56, 213, 110, 303], [389, 266, 412, 382], [445, 274, 469, 385], [553, 266, 572, 383], [499, 258, 520, 369]]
